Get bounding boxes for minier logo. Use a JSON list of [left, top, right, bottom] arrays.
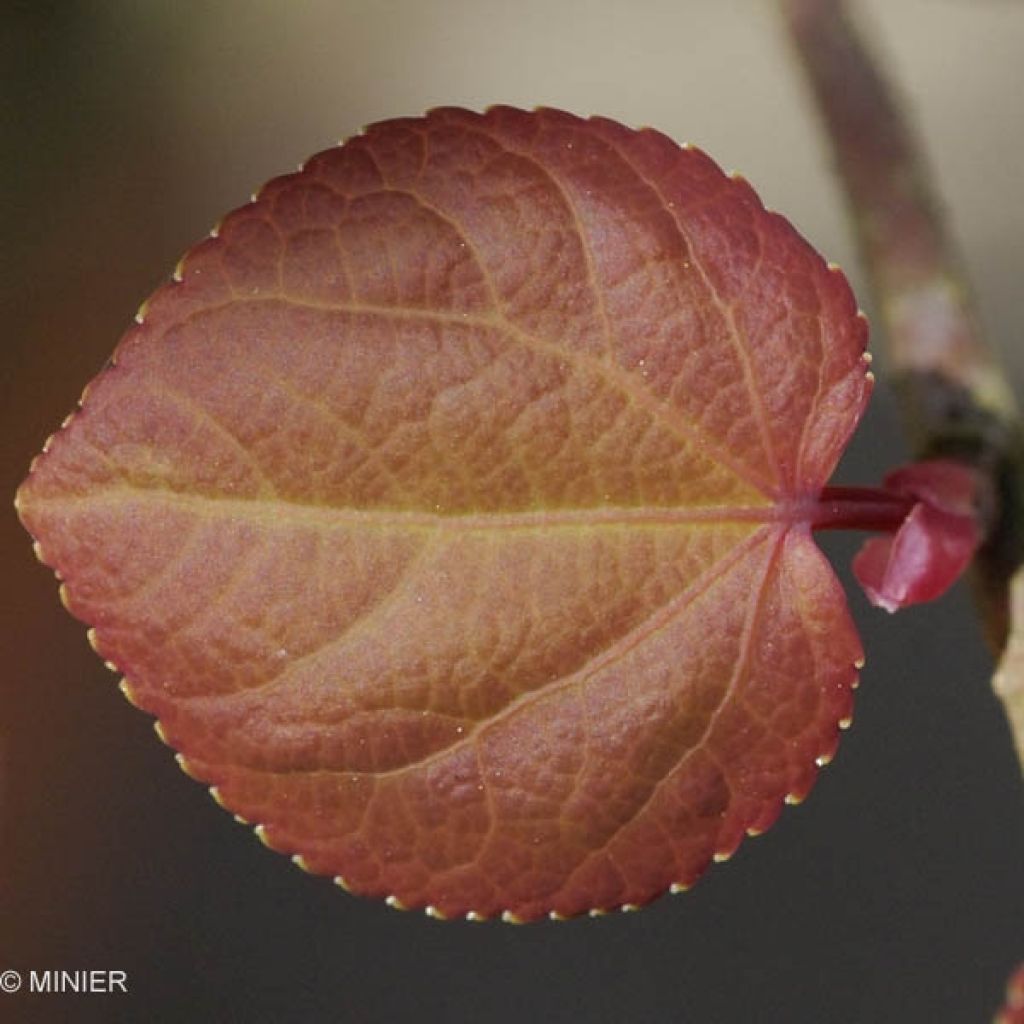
[[29, 970, 128, 994]]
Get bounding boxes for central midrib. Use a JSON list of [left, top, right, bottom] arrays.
[[29, 485, 824, 534]]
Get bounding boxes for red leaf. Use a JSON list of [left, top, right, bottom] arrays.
[[852, 460, 981, 612], [18, 107, 874, 921]]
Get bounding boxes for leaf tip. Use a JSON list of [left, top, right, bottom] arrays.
[[333, 875, 352, 893], [291, 854, 312, 874]]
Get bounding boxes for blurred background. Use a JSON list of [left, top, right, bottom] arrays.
[[2, 1, 1022, 1021]]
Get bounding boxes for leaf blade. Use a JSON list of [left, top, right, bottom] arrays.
[[18, 107, 871, 919]]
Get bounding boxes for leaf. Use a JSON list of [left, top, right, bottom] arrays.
[[17, 107, 872, 922], [851, 460, 981, 612]]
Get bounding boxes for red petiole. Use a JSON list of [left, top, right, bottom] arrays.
[[810, 486, 917, 533]]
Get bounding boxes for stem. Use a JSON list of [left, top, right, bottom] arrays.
[[812, 486, 914, 533], [781, 0, 1015, 423], [781, 0, 1024, 658]]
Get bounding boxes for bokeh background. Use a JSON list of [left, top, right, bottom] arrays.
[[2, 2, 1022, 1021]]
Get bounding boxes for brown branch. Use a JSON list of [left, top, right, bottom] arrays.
[[781, 0, 1024, 669], [780, 20, 1024, 1020]]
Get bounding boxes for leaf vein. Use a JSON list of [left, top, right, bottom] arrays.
[[597, 136, 785, 492]]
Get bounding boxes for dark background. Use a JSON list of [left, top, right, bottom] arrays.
[[2, 2, 1022, 1021]]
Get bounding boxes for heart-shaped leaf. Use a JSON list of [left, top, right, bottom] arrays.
[[18, 107, 874, 921]]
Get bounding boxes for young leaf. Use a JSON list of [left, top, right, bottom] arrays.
[[18, 107, 875, 922], [851, 460, 981, 612]]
